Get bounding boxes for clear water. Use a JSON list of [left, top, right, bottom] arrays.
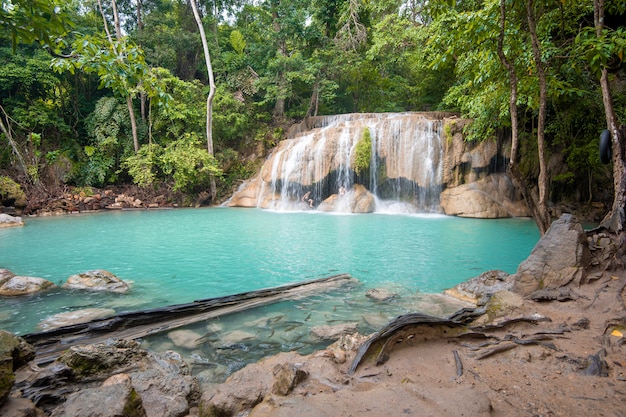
[[0, 208, 539, 382]]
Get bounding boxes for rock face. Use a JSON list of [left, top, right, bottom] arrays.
[[513, 214, 590, 295], [0, 214, 23, 228], [440, 174, 530, 218], [0, 276, 55, 296], [0, 331, 35, 408], [63, 270, 129, 293], [229, 113, 527, 217], [14, 339, 200, 417]]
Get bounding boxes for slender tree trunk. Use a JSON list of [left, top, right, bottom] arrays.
[[526, 0, 551, 235], [137, 0, 147, 123], [190, 0, 217, 201], [306, 82, 319, 117], [498, 0, 544, 233], [99, 0, 140, 153], [595, 0, 626, 232], [272, 7, 286, 118]]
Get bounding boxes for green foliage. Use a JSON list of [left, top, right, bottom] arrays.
[[73, 97, 131, 187], [122, 144, 163, 188], [0, 175, 27, 207], [230, 30, 246, 55], [160, 133, 222, 192], [354, 128, 372, 175], [0, 0, 74, 52]]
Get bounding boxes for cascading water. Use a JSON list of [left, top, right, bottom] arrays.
[[236, 112, 447, 213]]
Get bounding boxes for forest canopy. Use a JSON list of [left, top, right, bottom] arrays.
[[0, 0, 624, 214]]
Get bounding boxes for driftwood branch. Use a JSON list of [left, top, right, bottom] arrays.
[[24, 273, 357, 365]]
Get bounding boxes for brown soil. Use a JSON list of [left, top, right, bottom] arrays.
[[203, 268, 626, 417]]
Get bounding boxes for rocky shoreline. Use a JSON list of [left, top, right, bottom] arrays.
[[1, 214, 625, 416]]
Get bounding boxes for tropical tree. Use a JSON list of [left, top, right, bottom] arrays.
[[189, 0, 217, 200], [0, 0, 74, 183], [588, 0, 626, 232]]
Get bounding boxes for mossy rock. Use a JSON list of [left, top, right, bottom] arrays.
[[0, 356, 14, 406], [0, 330, 34, 370], [0, 330, 35, 407], [0, 176, 27, 208]]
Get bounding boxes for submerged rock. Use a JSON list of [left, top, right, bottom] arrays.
[[310, 323, 358, 341], [0, 276, 55, 296], [168, 329, 203, 350], [63, 270, 129, 293], [365, 288, 398, 302], [37, 308, 116, 331]]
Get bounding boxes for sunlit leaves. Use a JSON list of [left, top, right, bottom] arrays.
[[0, 0, 74, 52]]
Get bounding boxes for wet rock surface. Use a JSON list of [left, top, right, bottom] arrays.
[[0, 276, 55, 296], [62, 270, 130, 294]]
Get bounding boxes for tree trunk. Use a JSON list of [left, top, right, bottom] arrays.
[[306, 82, 319, 117], [190, 0, 217, 201], [595, 0, 625, 232], [137, 0, 147, 123], [526, 0, 551, 235], [497, 0, 533, 229], [272, 8, 287, 119], [100, 0, 140, 153]]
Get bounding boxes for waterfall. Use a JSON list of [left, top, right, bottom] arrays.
[[234, 112, 447, 213]]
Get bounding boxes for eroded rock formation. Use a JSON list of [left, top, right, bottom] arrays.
[[229, 112, 528, 217]]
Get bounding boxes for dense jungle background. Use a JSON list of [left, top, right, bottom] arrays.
[[0, 0, 624, 218]]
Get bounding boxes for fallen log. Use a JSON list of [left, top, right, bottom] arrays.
[[24, 273, 357, 365]]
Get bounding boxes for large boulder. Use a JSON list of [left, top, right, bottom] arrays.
[[440, 174, 530, 218], [59, 373, 146, 417], [317, 184, 375, 213], [200, 351, 310, 417], [0, 276, 55, 296], [63, 270, 129, 293], [513, 214, 590, 296], [0, 213, 24, 228]]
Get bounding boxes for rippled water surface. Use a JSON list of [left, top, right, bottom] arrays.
[[1, 208, 538, 335]]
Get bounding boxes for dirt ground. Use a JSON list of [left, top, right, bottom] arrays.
[[202, 268, 626, 417]]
